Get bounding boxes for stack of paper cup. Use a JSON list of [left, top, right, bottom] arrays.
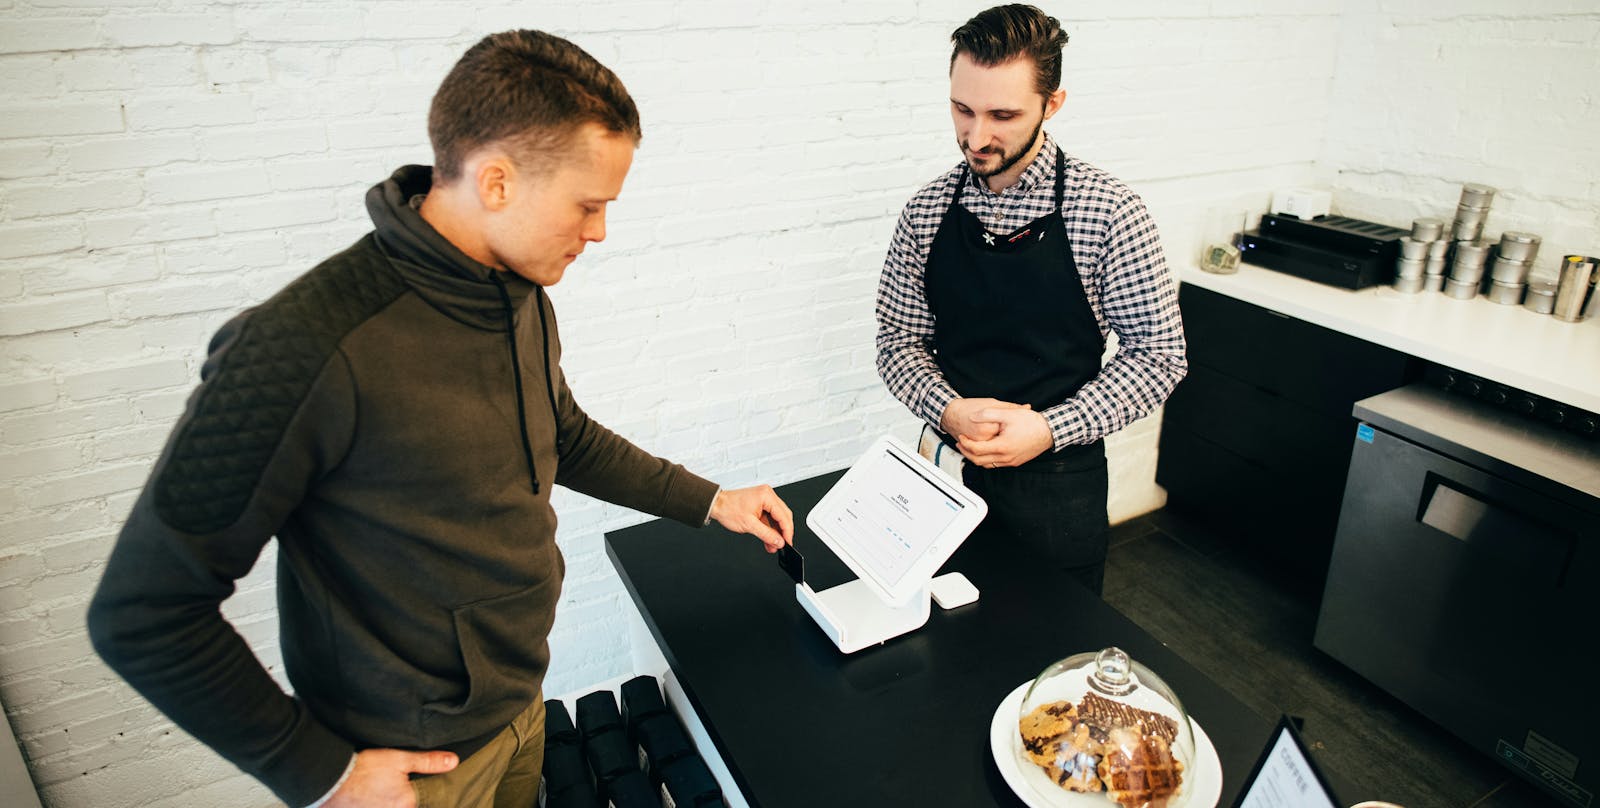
[[1451, 183, 1494, 243], [1445, 240, 1488, 300]]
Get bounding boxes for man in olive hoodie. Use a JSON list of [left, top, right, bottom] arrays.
[[87, 30, 793, 808]]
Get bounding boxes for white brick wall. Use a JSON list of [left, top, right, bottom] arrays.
[[5, 2, 1591, 806]]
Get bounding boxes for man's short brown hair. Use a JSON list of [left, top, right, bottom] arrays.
[[428, 30, 641, 182], [950, 5, 1070, 98]]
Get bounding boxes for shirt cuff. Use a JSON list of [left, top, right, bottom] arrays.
[[923, 384, 958, 431], [703, 487, 721, 526], [303, 753, 357, 808]]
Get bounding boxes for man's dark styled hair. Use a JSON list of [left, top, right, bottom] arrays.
[[429, 30, 641, 182], [950, 5, 1070, 98]]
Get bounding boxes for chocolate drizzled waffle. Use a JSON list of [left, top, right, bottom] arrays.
[[1078, 692, 1179, 744]]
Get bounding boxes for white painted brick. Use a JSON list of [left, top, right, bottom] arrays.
[[214, 191, 339, 233], [198, 122, 328, 161], [234, 6, 367, 43], [363, 6, 472, 40], [132, 389, 192, 422], [43, 529, 113, 573], [0, 583, 28, 612], [0, 550, 45, 585], [0, 53, 62, 99], [144, 162, 271, 205], [5, 178, 143, 219], [0, 101, 123, 139], [63, 133, 198, 172], [0, 18, 104, 55], [200, 47, 268, 85], [0, 141, 54, 180], [24, 462, 150, 508], [0, 292, 110, 337], [85, 207, 217, 250], [126, 93, 255, 132], [102, 13, 237, 48], [327, 116, 427, 152], [0, 378, 57, 412], [162, 233, 285, 276], [61, 359, 189, 401], [94, 424, 171, 463], [0, 442, 84, 483], [29, 565, 100, 604], [3, 399, 131, 446], [267, 154, 385, 192], [22, 246, 161, 295], [108, 278, 246, 320]]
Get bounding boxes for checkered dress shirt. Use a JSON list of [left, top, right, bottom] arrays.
[[875, 132, 1188, 449]]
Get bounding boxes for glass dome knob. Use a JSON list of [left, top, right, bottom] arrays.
[[1089, 647, 1136, 696]]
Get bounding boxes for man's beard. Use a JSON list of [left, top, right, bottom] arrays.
[[962, 115, 1044, 178]]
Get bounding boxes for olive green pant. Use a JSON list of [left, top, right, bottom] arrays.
[[412, 697, 546, 808]]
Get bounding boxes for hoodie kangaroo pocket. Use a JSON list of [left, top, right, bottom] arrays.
[[419, 578, 557, 745]]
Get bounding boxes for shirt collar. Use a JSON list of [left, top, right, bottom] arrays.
[[967, 132, 1056, 198]]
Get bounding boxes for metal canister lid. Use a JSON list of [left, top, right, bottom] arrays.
[[1426, 238, 1450, 258], [1395, 257, 1426, 278], [1460, 183, 1496, 207], [1411, 217, 1445, 241], [1398, 237, 1429, 259], [1500, 231, 1541, 245]]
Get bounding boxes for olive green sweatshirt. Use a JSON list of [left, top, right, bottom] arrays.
[[87, 165, 719, 807]]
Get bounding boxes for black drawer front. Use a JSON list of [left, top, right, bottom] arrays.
[[1162, 364, 1353, 493], [1178, 284, 1415, 417], [1156, 427, 1343, 578]]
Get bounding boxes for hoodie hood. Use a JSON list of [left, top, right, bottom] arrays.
[[365, 164, 539, 331]]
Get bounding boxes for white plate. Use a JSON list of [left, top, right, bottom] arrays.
[[989, 681, 1223, 808]]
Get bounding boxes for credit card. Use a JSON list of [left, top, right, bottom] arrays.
[[777, 543, 804, 584]]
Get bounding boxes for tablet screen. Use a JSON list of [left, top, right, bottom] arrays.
[[1233, 716, 1342, 808], [813, 448, 966, 589]]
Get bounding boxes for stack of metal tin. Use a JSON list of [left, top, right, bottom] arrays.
[[1487, 230, 1541, 305], [1446, 239, 1490, 299], [1394, 217, 1445, 293], [1452, 183, 1495, 242]]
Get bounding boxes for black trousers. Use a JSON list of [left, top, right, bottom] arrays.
[[958, 450, 1110, 596]]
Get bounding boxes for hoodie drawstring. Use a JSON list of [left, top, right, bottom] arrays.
[[491, 274, 551, 495]]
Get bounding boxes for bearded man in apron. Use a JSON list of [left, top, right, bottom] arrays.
[[875, 4, 1188, 595]]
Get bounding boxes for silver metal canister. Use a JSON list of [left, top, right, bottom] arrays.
[[1459, 183, 1496, 208], [1392, 274, 1425, 294], [1451, 219, 1484, 242], [1411, 217, 1445, 242], [1490, 255, 1531, 284], [1498, 231, 1541, 262], [1423, 274, 1445, 292], [1524, 279, 1557, 314], [1454, 203, 1489, 228], [1487, 280, 1525, 305], [1449, 253, 1487, 284], [1427, 238, 1450, 259], [1398, 237, 1429, 260], [1554, 255, 1597, 322], [1443, 277, 1479, 299], [1395, 257, 1426, 278]]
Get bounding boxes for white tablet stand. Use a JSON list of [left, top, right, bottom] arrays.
[[793, 436, 986, 654], [795, 572, 977, 654]]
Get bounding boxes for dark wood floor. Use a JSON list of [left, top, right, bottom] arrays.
[[1102, 508, 1563, 808]]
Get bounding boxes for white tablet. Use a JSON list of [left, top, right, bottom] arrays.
[[806, 435, 988, 606]]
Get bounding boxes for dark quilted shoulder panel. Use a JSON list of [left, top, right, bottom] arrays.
[[154, 235, 410, 534]]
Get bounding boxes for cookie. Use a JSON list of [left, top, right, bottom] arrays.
[[1018, 701, 1078, 766], [1097, 728, 1184, 808]]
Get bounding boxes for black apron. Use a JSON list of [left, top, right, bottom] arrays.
[[924, 147, 1105, 469]]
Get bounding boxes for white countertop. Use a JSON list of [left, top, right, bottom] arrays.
[[1179, 263, 1600, 414]]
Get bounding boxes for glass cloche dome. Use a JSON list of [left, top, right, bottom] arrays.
[[1014, 647, 1196, 808]]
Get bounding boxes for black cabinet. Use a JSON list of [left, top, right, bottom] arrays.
[[1156, 284, 1419, 583]]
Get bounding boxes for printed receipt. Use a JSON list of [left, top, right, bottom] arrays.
[[821, 451, 963, 586]]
